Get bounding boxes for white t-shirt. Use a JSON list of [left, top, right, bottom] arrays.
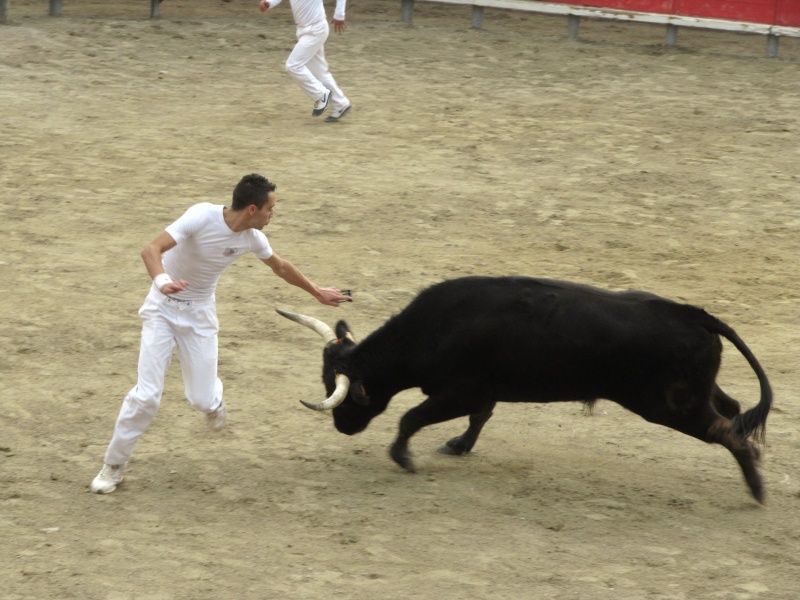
[[268, 0, 346, 27], [159, 203, 273, 301]]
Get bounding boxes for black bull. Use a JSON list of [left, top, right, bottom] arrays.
[[278, 276, 772, 502]]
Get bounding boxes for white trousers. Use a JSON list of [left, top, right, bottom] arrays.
[[285, 19, 349, 111], [103, 291, 223, 466]]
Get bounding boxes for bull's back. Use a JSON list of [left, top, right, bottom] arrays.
[[400, 276, 670, 333], [391, 277, 719, 400]]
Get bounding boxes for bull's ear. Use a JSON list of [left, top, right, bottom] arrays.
[[335, 320, 355, 342], [351, 382, 370, 406]]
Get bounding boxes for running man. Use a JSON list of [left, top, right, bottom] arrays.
[[260, 0, 352, 122], [90, 173, 352, 493]]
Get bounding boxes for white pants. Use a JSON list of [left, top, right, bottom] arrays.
[[285, 19, 349, 111], [103, 290, 223, 466]]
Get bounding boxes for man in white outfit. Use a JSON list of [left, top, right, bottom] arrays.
[[91, 174, 352, 494], [260, 0, 352, 122]]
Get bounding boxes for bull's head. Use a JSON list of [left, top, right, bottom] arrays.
[[277, 309, 375, 434], [275, 309, 352, 410]]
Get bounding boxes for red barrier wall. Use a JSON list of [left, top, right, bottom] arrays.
[[545, 0, 800, 27]]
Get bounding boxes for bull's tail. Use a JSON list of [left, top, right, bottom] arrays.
[[704, 313, 772, 445]]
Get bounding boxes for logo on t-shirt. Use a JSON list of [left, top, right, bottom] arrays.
[[223, 247, 241, 257]]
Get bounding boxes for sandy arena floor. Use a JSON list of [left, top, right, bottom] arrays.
[[1, 1, 799, 598]]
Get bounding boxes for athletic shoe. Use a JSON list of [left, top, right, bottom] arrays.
[[206, 401, 227, 432], [90, 463, 127, 494], [311, 89, 331, 117], [325, 104, 352, 122]]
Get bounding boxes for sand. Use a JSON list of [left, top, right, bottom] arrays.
[[1, 1, 799, 598]]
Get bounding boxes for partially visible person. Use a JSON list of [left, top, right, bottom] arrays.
[[90, 173, 352, 494], [260, 0, 352, 122]]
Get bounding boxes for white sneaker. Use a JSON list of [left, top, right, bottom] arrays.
[[311, 89, 331, 117], [325, 104, 352, 122], [90, 463, 127, 494], [206, 401, 227, 432]]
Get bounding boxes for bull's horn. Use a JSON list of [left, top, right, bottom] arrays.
[[276, 309, 337, 345], [300, 373, 351, 411]]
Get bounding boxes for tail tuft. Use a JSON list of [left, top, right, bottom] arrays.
[[732, 408, 768, 447], [705, 314, 772, 448]]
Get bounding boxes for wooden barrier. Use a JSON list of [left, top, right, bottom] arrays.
[[399, 0, 800, 57]]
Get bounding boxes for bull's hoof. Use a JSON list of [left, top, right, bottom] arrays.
[[436, 443, 460, 455], [748, 474, 765, 505], [389, 445, 416, 473], [437, 437, 470, 456]]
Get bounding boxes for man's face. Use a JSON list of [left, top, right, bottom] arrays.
[[252, 192, 276, 230]]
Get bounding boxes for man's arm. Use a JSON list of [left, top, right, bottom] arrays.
[[262, 252, 352, 307], [332, 0, 346, 32], [141, 231, 188, 295], [259, 0, 282, 12]]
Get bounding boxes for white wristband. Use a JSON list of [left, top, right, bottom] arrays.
[[153, 273, 173, 293]]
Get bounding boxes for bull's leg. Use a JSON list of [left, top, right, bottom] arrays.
[[707, 419, 764, 503], [637, 396, 764, 503], [437, 402, 496, 456], [712, 384, 742, 419], [390, 394, 474, 473]]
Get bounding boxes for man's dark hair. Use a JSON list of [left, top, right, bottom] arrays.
[[232, 174, 277, 210]]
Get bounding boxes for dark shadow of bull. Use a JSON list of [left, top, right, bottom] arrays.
[[278, 276, 772, 503]]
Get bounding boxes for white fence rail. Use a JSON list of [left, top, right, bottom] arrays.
[[2, 0, 798, 57], [400, 0, 800, 57], [1, 0, 163, 22]]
